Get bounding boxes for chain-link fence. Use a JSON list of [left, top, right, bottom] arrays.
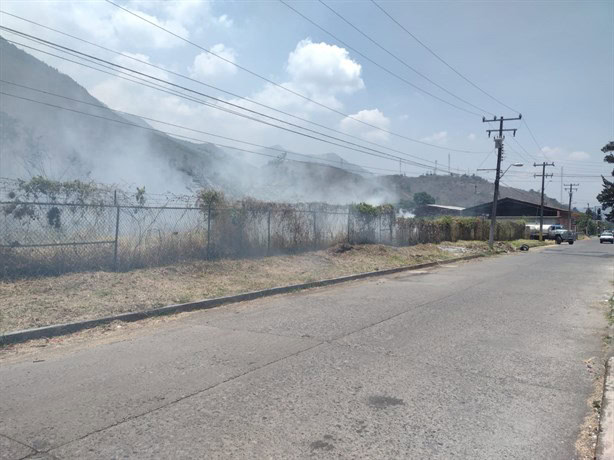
[[0, 199, 527, 278], [0, 200, 389, 278]]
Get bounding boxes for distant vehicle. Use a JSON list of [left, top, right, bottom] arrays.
[[600, 231, 614, 244], [526, 223, 575, 244], [547, 225, 575, 244]]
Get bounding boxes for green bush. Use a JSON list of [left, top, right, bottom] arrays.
[[395, 216, 526, 245]]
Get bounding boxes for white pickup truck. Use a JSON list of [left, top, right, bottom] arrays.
[[600, 231, 614, 244], [527, 224, 575, 244]]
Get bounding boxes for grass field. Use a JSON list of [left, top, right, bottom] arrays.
[[0, 240, 552, 334]]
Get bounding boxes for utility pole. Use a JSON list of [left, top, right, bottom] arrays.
[[564, 183, 579, 231], [448, 153, 451, 175], [482, 114, 522, 249], [534, 162, 555, 241], [434, 160, 438, 175]]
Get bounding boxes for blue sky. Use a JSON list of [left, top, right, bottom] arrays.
[[1, 0, 612, 206]]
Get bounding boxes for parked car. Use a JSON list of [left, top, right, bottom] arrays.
[[600, 231, 614, 244]]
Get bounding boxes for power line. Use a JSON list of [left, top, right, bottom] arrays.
[[0, 11, 486, 164], [0, 89, 433, 177], [477, 148, 495, 169], [318, 0, 495, 116], [102, 0, 484, 149], [522, 118, 544, 152], [0, 90, 387, 173], [281, 0, 486, 116], [0, 83, 427, 173], [370, 0, 519, 114], [0, 80, 431, 175], [369, 0, 565, 174], [0, 27, 489, 166], [2, 32, 471, 172]]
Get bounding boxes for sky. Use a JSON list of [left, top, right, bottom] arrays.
[[1, 0, 613, 207]]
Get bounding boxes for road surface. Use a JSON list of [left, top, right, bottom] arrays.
[[1, 239, 613, 459]]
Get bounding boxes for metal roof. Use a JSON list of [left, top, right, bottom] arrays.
[[462, 197, 568, 214]]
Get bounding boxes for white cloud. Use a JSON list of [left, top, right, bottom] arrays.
[[189, 44, 237, 79], [421, 131, 448, 144], [217, 14, 233, 28], [253, 39, 364, 111], [340, 109, 391, 142], [286, 39, 364, 94], [1, 0, 216, 51], [468, 133, 476, 141], [541, 146, 563, 159], [568, 151, 590, 161]]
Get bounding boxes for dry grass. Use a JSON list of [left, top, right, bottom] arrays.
[[0, 240, 547, 334]]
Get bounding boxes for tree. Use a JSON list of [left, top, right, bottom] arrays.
[[597, 141, 614, 222], [413, 192, 436, 206], [575, 209, 598, 235]]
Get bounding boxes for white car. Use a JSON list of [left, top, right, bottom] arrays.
[[600, 231, 614, 244]]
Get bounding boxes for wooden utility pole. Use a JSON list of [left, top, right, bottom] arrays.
[[564, 183, 579, 231], [534, 162, 555, 241], [482, 114, 522, 249]]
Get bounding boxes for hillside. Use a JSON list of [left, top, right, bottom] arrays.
[[0, 37, 251, 194], [377, 174, 564, 209]]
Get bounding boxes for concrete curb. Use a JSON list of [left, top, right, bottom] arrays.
[[0, 253, 489, 345], [597, 357, 614, 459]]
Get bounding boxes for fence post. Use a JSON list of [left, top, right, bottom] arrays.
[[267, 208, 271, 255], [347, 206, 351, 243], [389, 210, 394, 245], [207, 202, 211, 260], [313, 210, 317, 250], [239, 209, 244, 256], [378, 213, 382, 244], [113, 190, 120, 271]]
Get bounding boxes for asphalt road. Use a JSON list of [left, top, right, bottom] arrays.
[[1, 239, 613, 459]]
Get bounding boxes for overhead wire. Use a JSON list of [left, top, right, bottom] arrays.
[[0, 90, 415, 175], [318, 0, 495, 117], [280, 0, 486, 117], [0, 86, 432, 176], [0, 5, 602, 199], [1, 31, 473, 172], [102, 0, 485, 149], [368, 0, 567, 171], [369, 0, 518, 114], [0, 26, 489, 171], [0, 11, 487, 163]]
